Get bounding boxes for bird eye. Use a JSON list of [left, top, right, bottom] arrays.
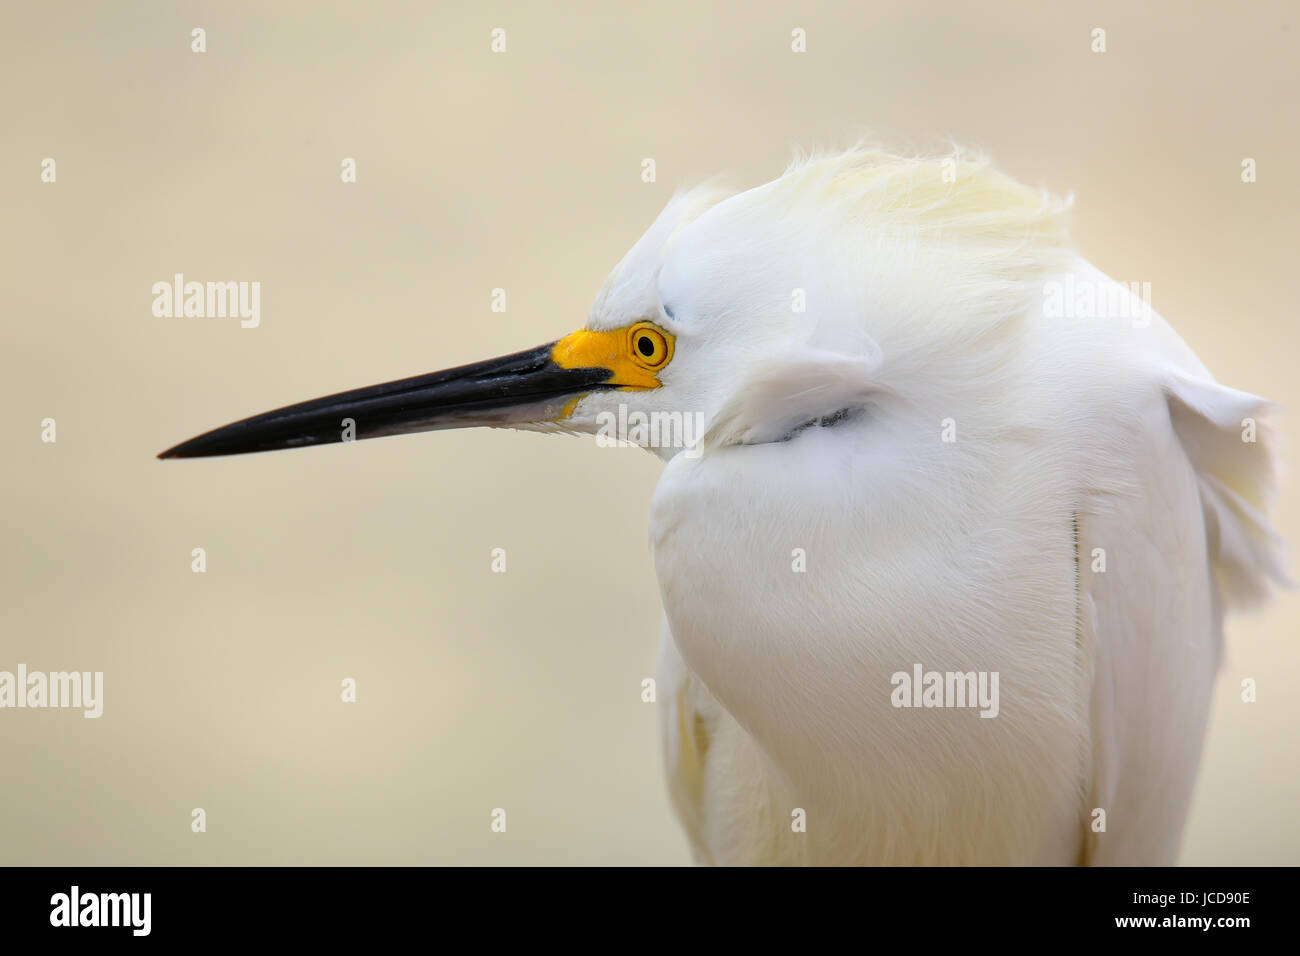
[[629, 324, 670, 369]]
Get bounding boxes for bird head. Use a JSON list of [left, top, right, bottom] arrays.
[[159, 149, 1072, 462]]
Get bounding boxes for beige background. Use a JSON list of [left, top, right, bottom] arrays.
[[1, 1, 1296, 865]]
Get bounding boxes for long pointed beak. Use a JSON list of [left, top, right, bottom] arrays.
[[157, 341, 614, 459]]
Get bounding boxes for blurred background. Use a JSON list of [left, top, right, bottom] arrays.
[[1, 1, 1296, 864]]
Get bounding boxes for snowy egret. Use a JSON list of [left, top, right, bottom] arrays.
[[161, 149, 1286, 865]]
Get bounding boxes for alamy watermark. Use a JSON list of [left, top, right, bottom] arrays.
[[1043, 276, 1152, 328], [595, 403, 706, 457], [0, 665, 103, 718], [890, 663, 999, 718], [152, 273, 260, 328], [50, 886, 150, 936]]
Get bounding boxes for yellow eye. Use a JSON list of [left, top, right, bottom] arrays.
[[628, 324, 671, 369]]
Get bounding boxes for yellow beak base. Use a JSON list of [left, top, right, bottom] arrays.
[[550, 323, 674, 391]]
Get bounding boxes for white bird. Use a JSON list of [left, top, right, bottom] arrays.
[[161, 148, 1286, 865]]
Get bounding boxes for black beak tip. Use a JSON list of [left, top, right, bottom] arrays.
[[157, 432, 236, 459], [157, 443, 194, 460]]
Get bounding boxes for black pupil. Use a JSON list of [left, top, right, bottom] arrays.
[[637, 335, 656, 357]]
